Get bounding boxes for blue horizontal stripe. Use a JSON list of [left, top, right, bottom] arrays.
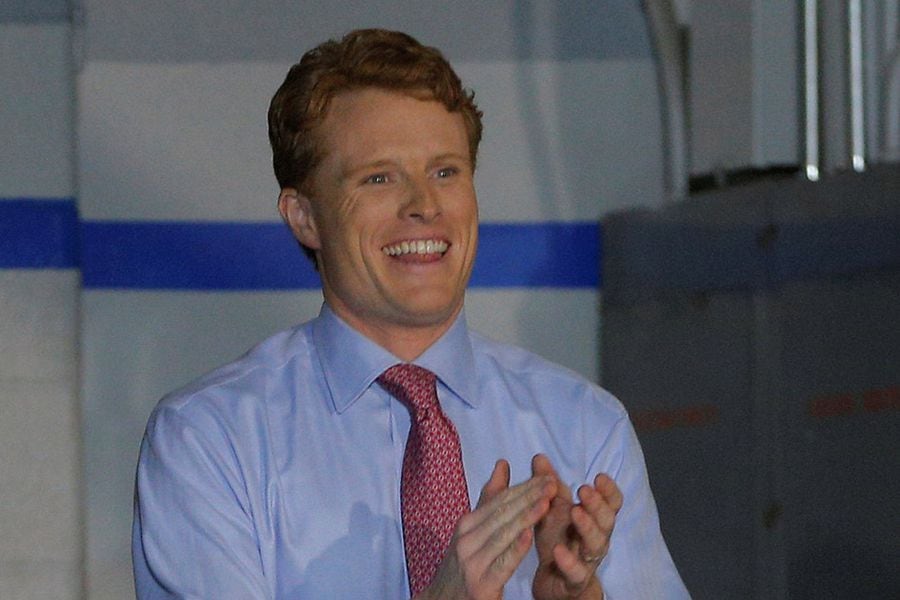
[[5, 199, 899, 292], [0, 199, 78, 268], [79, 220, 600, 290], [471, 222, 600, 288], [0, 201, 599, 288], [80, 221, 321, 290]]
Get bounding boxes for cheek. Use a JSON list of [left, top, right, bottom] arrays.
[[444, 188, 477, 218], [458, 202, 479, 232], [338, 214, 386, 265], [321, 205, 366, 245]]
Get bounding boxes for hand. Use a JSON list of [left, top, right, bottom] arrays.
[[417, 460, 557, 600], [531, 455, 623, 600]]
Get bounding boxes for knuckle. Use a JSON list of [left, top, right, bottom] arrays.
[[488, 522, 519, 555], [455, 531, 478, 557]]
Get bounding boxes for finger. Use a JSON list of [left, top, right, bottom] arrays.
[[577, 485, 613, 528], [456, 478, 555, 567], [461, 474, 556, 537], [575, 475, 625, 563], [477, 459, 510, 508], [465, 493, 549, 582], [531, 453, 572, 503], [552, 543, 595, 592], [450, 480, 554, 590], [481, 523, 536, 586], [431, 470, 554, 598], [448, 526, 536, 595], [593, 473, 623, 513], [429, 517, 533, 598], [531, 453, 556, 478], [570, 503, 610, 564]]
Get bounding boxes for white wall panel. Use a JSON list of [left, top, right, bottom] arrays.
[[78, 61, 281, 221], [0, 23, 74, 197], [466, 289, 599, 382], [0, 374, 81, 599], [80, 59, 662, 222], [0, 271, 78, 381], [82, 0, 652, 64], [0, 379, 81, 562], [0, 560, 82, 600], [468, 60, 664, 221]]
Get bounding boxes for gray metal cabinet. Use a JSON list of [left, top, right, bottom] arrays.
[[601, 166, 900, 599]]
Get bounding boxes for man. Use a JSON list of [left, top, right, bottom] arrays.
[[133, 29, 689, 599]]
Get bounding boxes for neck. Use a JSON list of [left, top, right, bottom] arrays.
[[326, 303, 461, 362]]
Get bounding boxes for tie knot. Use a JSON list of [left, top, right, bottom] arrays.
[[378, 363, 439, 418]]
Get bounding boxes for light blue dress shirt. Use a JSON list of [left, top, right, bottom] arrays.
[[133, 304, 689, 598]]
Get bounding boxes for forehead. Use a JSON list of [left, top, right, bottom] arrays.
[[314, 87, 469, 166]]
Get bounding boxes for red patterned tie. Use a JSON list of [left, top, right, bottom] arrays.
[[378, 363, 471, 596]]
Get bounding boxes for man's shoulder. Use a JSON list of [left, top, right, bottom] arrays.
[[467, 330, 626, 417], [468, 329, 592, 385], [152, 321, 315, 421]]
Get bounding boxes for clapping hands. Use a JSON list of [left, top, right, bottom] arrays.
[[417, 455, 622, 600]]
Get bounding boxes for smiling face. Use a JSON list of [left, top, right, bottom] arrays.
[[278, 87, 479, 359]]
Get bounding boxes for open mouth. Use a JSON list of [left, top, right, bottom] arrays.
[[381, 238, 449, 257]]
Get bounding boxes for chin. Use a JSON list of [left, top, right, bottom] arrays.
[[395, 299, 461, 328]]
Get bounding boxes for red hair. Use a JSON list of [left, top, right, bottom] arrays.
[[268, 29, 483, 194]]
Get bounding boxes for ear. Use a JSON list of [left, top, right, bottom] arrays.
[[278, 188, 321, 250]]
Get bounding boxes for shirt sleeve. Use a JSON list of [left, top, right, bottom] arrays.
[[132, 403, 272, 599], [591, 412, 691, 599]]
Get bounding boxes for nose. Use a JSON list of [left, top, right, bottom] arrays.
[[401, 176, 441, 222]]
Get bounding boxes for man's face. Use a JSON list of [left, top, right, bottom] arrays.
[[281, 87, 478, 349]]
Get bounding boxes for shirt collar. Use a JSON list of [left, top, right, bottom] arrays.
[[415, 310, 479, 408], [312, 303, 479, 414]]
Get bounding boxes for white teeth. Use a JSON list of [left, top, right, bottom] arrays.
[[382, 239, 448, 256]]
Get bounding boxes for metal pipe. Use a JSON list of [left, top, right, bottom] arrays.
[[644, 0, 688, 201], [804, 0, 820, 181], [849, 0, 866, 171]]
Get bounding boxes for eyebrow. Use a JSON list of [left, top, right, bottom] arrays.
[[340, 152, 471, 180], [339, 158, 397, 181], [430, 152, 470, 166]]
